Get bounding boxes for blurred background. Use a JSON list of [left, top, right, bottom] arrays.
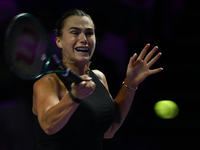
[[0, 0, 200, 149]]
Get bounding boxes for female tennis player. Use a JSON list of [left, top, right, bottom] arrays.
[[32, 9, 163, 150]]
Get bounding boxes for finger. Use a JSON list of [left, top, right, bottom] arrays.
[[90, 88, 95, 94], [85, 80, 96, 90], [137, 43, 150, 60], [147, 52, 162, 68], [131, 53, 137, 63], [76, 89, 89, 97], [128, 53, 137, 67], [149, 67, 163, 75], [71, 81, 87, 90], [144, 46, 158, 63], [81, 86, 95, 95], [76, 86, 95, 99], [75, 81, 95, 94], [81, 75, 92, 81]]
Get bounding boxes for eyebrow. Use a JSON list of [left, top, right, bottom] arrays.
[[69, 27, 94, 31]]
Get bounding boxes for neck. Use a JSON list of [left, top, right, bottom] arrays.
[[63, 61, 91, 75]]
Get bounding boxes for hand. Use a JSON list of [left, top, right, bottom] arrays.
[[125, 43, 163, 87], [71, 75, 96, 99]]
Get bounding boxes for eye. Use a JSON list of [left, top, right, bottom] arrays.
[[85, 31, 94, 36], [70, 29, 80, 35], [72, 31, 79, 35]]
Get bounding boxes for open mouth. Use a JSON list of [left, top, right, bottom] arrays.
[[75, 47, 89, 53]]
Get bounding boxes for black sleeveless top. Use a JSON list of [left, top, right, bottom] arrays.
[[34, 70, 115, 150]]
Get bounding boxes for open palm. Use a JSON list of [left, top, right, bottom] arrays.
[[126, 44, 163, 86]]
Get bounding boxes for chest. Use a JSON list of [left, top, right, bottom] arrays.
[[56, 71, 115, 134], [68, 85, 115, 131]]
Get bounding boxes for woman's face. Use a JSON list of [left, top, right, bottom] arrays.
[[56, 15, 96, 64]]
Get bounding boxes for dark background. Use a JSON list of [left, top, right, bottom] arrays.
[[0, 0, 200, 149]]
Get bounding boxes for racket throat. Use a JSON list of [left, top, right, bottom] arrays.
[[62, 68, 70, 77]]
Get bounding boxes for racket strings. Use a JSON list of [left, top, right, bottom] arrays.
[[6, 16, 48, 79]]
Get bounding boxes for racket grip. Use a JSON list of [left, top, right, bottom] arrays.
[[62, 69, 84, 84]]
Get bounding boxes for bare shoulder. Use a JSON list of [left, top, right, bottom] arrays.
[[92, 69, 109, 89], [33, 73, 65, 115], [92, 69, 106, 82], [34, 73, 61, 88], [92, 70, 112, 98], [33, 73, 65, 99]]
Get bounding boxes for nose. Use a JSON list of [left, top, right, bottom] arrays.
[[80, 33, 88, 45]]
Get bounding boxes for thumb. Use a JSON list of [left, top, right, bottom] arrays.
[[81, 75, 92, 81], [128, 53, 137, 67]]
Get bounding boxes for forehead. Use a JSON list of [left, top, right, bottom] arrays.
[[64, 15, 94, 29]]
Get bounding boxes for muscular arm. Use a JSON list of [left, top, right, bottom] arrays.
[[33, 73, 95, 135], [33, 74, 79, 135]]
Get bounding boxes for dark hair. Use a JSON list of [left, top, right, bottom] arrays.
[[55, 9, 93, 37]]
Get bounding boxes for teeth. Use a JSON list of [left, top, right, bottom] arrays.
[[75, 48, 89, 52], [78, 48, 88, 50]]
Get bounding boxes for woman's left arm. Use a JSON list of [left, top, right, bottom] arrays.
[[104, 43, 163, 138]]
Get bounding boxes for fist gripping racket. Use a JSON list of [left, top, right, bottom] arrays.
[[5, 13, 83, 83]]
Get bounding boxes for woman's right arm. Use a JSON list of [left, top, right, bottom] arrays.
[[33, 74, 95, 135], [33, 74, 80, 135]]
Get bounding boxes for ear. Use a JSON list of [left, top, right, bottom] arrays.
[[56, 37, 63, 48]]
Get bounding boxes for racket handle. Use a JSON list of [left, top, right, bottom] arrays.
[[62, 69, 84, 84]]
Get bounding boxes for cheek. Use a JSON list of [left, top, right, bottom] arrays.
[[63, 36, 76, 48], [89, 37, 96, 50], [89, 41, 96, 59]]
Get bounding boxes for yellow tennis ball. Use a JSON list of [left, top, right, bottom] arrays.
[[154, 100, 179, 119]]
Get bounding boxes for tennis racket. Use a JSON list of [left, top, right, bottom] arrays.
[[5, 13, 84, 84]]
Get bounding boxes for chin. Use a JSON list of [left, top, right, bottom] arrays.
[[77, 57, 90, 64]]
